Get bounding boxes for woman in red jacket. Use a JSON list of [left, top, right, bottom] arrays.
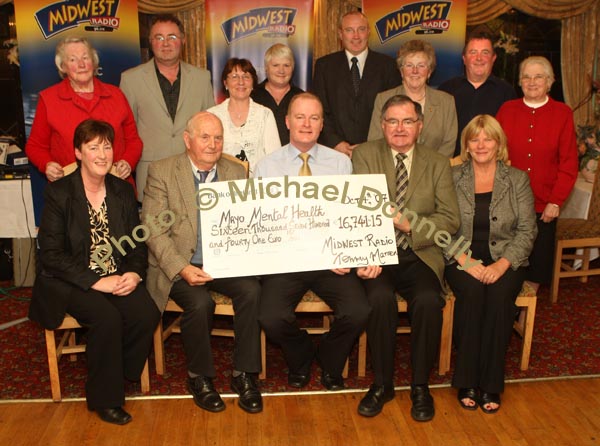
[[496, 56, 579, 291], [26, 37, 141, 188]]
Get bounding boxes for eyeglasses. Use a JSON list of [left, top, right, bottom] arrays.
[[521, 74, 547, 83], [402, 63, 428, 71], [383, 118, 420, 128], [152, 34, 181, 42], [228, 73, 253, 82]]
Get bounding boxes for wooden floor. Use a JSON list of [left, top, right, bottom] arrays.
[[1, 377, 598, 446]]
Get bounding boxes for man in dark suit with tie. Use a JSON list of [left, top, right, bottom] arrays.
[[142, 111, 262, 414], [312, 11, 401, 158], [352, 95, 460, 420]]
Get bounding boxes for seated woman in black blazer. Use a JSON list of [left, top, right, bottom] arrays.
[[28, 119, 159, 425], [445, 115, 537, 414]]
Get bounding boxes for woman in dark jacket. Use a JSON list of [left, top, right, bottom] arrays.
[[445, 115, 537, 414], [29, 119, 159, 425]]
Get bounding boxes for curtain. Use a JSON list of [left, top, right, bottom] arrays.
[[561, 1, 599, 124]]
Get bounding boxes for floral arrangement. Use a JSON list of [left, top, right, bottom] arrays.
[[493, 31, 519, 83], [3, 39, 19, 67], [494, 31, 520, 55], [577, 124, 599, 182]]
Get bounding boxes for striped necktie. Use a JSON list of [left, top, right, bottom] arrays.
[[395, 153, 409, 249]]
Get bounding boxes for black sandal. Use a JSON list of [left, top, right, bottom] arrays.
[[479, 392, 500, 414], [457, 388, 478, 411]]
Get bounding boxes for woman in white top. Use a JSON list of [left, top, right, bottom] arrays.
[[208, 58, 281, 173]]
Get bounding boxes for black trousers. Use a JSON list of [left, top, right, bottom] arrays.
[[66, 285, 160, 410], [363, 249, 444, 386], [527, 216, 556, 285], [169, 276, 261, 377], [445, 264, 525, 393], [258, 270, 370, 377]]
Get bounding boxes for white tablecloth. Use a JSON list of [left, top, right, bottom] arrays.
[[560, 173, 594, 219], [0, 179, 36, 238]]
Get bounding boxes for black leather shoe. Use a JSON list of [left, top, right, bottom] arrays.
[[231, 372, 263, 413], [95, 407, 132, 425], [188, 376, 225, 413], [358, 384, 395, 417], [410, 385, 435, 422], [321, 371, 345, 391], [288, 371, 311, 388]]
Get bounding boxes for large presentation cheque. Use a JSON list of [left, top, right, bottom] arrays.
[[198, 174, 399, 278]]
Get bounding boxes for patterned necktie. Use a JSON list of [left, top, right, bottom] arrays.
[[198, 170, 209, 183], [395, 153, 409, 249], [350, 57, 360, 95], [298, 153, 312, 176]]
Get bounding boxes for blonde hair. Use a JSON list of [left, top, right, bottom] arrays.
[[460, 114, 509, 163], [55, 37, 100, 79], [264, 43, 295, 70]]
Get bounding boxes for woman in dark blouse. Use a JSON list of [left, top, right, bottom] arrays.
[[251, 43, 303, 145], [445, 115, 537, 414], [28, 119, 159, 425]]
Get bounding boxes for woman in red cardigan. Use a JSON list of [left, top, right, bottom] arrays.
[[25, 37, 142, 188], [496, 56, 579, 291]]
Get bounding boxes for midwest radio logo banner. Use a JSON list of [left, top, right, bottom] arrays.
[[34, 0, 122, 39], [374, 1, 452, 43], [220, 7, 297, 44]]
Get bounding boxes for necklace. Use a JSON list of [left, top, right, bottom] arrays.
[[411, 91, 426, 102]]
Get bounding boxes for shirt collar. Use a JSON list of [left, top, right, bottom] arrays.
[[188, 156, 216, 182], [345, 49, 368, 71], [287, 143, 319, 161]]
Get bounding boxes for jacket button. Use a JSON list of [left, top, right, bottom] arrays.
[[491, 241, 497, 246], [492, 216, 498, 221]]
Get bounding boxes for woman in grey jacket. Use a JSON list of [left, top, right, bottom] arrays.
[[445, 115, 537, 414]]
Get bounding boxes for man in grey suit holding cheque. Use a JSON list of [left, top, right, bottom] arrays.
[[352, 95, 460, 420], [142, 111, 263, 414]]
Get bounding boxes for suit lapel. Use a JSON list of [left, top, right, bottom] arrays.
[[405, 146, 427, 203], [177, 62, 190, 115], [143, 59, 169, 115], [174, 154, 199, 236]]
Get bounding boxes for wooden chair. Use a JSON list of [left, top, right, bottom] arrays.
[[355, 283, 537, 376], [153, 294, 267, 380], [356, 293, 455, 378], [514, 283, 538, 370], [45, 314, 150, 402], [221, 153, 250, 177], [551, 170, 600, 303]]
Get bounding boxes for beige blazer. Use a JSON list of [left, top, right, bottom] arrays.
[[141, 153, 245, 311], [352, 140, 460, 286], [120, 59, 215, 199], [367, 85, 457, 158]]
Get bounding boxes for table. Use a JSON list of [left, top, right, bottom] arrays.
[[0, 178, 36, 238], [560, 173, 593, 219], [0, 179, 37, 286]]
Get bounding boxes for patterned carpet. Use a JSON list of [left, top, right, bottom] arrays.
[[1, 275, 599, 400]]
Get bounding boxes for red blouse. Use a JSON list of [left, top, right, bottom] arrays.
[[496, 97, 578, 213], [26, 78, 142, 187]]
